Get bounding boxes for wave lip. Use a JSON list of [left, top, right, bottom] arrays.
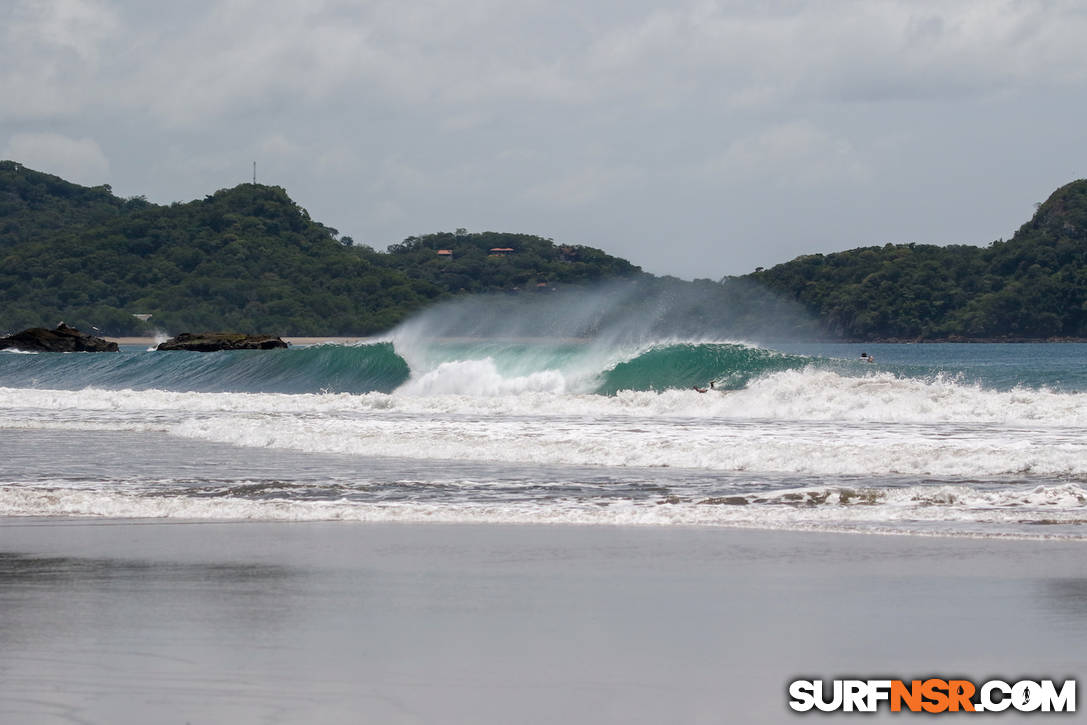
[[595, 341, 810, 394], [387, 338, 815, 396], [0, 342, 410, 394]]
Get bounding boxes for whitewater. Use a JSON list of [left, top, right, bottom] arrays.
[[2, 326, 1086, 539]]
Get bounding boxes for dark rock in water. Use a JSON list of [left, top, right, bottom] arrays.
[[156, 332, 289, 352], [0, 323, 119, 352]]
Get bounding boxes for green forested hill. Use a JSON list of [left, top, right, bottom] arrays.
[[0, 160, 130, 240], [0, 162, 642, 335], [386, 231, 640, 293], [4, 160, 1086, 340], [747, 180, 1087, 340]]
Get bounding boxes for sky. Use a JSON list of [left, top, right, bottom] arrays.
[[3, 0, 1086, 280]]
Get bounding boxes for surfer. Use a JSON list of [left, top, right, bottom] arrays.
[[860, 352, 875, 363], [693, 381, 716, 394]]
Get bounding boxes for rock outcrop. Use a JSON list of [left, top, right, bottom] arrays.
[[0, 323, 119, 352], [156, 332, 289, 351]]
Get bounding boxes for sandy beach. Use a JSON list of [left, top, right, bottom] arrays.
[[107, 336, 374, 347], [106, 336, 592, 346], [1, 519, 1083, 724]]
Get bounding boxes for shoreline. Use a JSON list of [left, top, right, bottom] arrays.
[[6, 512, 1087, 543]]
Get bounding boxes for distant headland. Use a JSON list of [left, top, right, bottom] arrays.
[[1, 160, 1084, 342]]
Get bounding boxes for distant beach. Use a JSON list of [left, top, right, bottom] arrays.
[[109, 336, 374, 346]]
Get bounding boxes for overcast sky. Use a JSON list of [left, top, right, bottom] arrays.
[[3, 0, 1086, 279]]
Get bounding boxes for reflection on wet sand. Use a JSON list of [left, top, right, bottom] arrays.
[[1, 521, 1086, 724]]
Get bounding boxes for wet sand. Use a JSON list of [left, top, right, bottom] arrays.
[[1, 520, 1084, 724]]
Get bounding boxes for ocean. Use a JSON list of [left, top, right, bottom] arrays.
[[2, 332, 1085, 541], [3, 325, 1087, 724]]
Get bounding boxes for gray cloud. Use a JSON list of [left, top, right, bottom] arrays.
[[3, 132, 110, 183], [1, 0, 120, 121], [3, 0, 1086, 278]]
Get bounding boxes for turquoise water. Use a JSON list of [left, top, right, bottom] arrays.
[[3, 339, 1084, 394], [773, 342, 1087, 392]]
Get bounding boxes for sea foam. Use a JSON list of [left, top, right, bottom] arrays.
[[3, 366, 1087, 478], [2, 481, 1084, 541]]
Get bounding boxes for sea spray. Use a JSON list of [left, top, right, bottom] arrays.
[[384, 278, 827, 394]]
